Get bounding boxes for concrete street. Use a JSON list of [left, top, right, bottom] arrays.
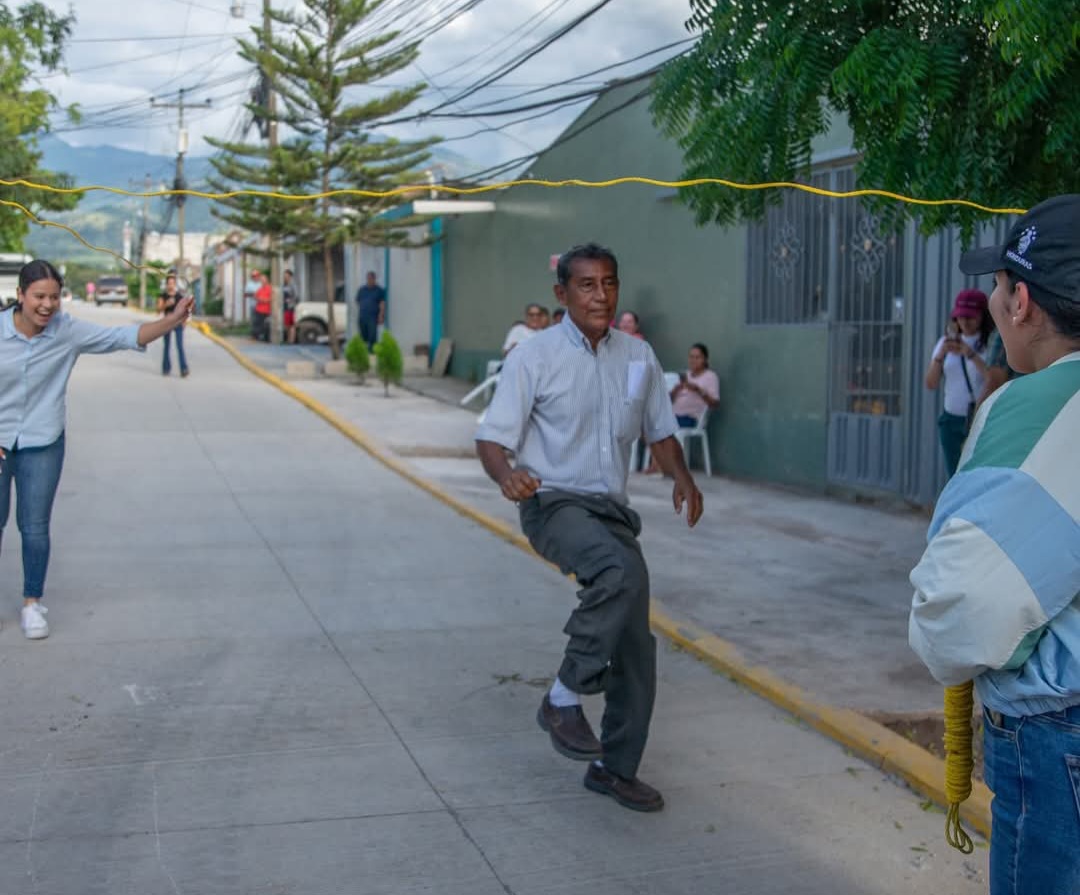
[[240, 338, 941, 715], [0, 306, 986, 894]]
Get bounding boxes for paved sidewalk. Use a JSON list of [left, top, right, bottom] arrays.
[[0, 311, 986, 893]]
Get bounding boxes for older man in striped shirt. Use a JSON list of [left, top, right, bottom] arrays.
[[476, 243, 703, 812]]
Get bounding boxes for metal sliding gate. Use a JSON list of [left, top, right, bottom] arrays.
[[824, 168, 906, 493]]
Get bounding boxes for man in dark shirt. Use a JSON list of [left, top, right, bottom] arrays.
[[355, 271, 386, 349]]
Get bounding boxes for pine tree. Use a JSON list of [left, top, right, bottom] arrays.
[[344, 333, 369, 382], [652, 0, 1080, 239], [208, 0, 436, 357], [0, 2, 79, 250], [373, 329, 402, 396]]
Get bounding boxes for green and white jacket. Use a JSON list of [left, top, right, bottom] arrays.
[[909, 351, 1080, 717]]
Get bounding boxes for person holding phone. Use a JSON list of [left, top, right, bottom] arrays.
[[670, 342, 719, 428], [0, 259, 193, 639], [157, 272, 189, 377], [924, 289, 993, 476]]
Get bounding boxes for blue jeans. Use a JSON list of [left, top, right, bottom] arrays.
[[937, 410, 970, 477], [983, 704, 1080, 895], [359, 313, 379, 349], [0, 434, 66, 598], [162, 325, 188, 374]]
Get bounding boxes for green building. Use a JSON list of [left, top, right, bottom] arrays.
[[432, 81, 1007, 507]]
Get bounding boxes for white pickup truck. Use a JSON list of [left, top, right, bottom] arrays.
[[294, 283, 348, 344]]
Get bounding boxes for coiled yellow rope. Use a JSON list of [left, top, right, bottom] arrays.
[[943, 681, 976, 853]]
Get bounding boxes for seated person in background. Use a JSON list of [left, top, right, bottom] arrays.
[[645, 343, 719, 473], [538, 306, 551, 329], [502, 303, 546, 356], [671, 342, 719, 427], [615, 310, 644, 339], [551, 308, 565, 324]]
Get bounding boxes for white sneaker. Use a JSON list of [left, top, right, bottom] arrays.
[[21, 603, 49, 640]]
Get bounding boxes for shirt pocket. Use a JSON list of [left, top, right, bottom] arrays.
[[616, 397, 645, 443]]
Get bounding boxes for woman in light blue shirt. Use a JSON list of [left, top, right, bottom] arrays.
[[0, 260, 192, 640]]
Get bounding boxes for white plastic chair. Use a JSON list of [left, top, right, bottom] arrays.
[[460, 359, 503, 409], [674, 407, 712, 476], [633, 371, 688, 472]]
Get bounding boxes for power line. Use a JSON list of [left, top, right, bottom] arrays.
[[463, 37, 694, 113], [416, 0, 621, 117], [69, 32, 244, 43], [461, 83, 653, 183], [433, 0, 575, 89]]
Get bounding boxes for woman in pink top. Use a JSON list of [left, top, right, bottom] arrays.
[[644, 343, 719, 474], [670, 343, 719, 427]]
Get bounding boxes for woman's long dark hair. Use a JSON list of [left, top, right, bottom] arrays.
[[691, 342, 710, 368], [19, 260, 64, 293]]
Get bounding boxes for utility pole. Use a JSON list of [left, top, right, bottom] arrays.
[[151, 88, 210, 289], [130, 173, 152, 308], [264, 0, 283, 345]]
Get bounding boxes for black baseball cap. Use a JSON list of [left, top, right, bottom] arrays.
[[959, 194, 1080, 302]]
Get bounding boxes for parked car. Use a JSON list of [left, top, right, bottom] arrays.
[[94, 275, 129, 306], [294, 283, 347, 345]]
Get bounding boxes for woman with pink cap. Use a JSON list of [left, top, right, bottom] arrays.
[[924, 288, 994, 476]]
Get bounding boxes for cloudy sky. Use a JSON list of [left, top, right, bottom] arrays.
[[39, 0, 694, 173]]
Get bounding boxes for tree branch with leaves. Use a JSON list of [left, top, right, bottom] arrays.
[[0, 1, 79, 251], [652, 0, 1080, 239]]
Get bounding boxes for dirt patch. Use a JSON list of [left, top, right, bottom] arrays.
[[870, 712, 985, 782]]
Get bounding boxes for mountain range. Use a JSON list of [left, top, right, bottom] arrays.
[[25, 135, 477, 266]]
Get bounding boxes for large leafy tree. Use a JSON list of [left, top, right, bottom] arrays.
[[652, 0, 1080, 237], [208, 0, 435, 355], [0, 1, 79, 251]]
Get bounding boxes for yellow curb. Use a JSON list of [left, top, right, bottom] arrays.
[[195, 321, 992, 841]]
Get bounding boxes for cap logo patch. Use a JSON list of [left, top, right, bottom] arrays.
[[1005, 226, 1037, 270], [1017, 226, 1037, 256]]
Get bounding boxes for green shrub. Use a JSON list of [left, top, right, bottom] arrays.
[[373, 330, 403, 396], [344, 334, 370, 383]]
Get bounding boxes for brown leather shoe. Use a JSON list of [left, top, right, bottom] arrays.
[[583, 763, 664, 812], [536, 695, 602, 761]]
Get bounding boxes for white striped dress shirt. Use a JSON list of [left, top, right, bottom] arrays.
[[476, 315, 678, 504]]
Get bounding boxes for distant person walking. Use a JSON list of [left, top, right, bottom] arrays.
[[356, 271, 386, 350], [282, 269, 298, 344], [157, 272, 189, 377], [476, 243, 703, 812], [251, 271, 272, 342], [0, 259, 193, 639]]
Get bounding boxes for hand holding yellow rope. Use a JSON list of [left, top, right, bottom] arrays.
[[943, 681, 976, 853]]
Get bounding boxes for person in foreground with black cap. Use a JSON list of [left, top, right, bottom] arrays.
[[908, 195, 1080, 895]]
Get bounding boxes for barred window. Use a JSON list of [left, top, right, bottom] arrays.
[[746, 171, 832, 325]]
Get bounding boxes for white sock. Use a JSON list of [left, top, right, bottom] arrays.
[[548, 676, 581, 708]]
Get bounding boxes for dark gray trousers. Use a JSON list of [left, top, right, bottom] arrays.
[[520, 490, 656, 779]]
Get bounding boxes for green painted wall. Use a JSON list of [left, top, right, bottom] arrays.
[[443, 83, 841, 491]]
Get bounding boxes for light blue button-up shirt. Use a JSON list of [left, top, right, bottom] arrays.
[[0, 309, 143, 449], [476, 315, 677, 504]]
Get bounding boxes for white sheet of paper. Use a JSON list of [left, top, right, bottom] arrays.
[[626, 360, 647, 400]]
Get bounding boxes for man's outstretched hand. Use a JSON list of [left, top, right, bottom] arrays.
[[673, 475, 704, 528]]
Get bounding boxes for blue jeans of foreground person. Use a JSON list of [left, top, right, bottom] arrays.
[[0, 434, 66, 598], [983, 703, 1080, 894], [162, 325, 188, 375]]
